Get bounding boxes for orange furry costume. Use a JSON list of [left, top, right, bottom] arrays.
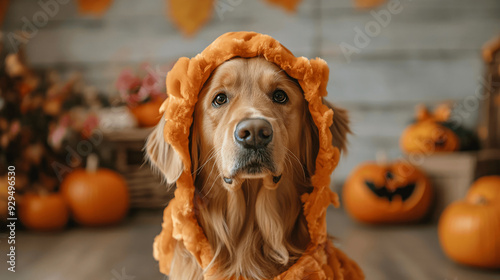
[[153, 32, 364, 280]]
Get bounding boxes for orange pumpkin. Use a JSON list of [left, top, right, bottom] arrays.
[[438, 176, 500, 269], [18, 192, 69, 231], [129, 98, 163, 127], [343, 161, 433, 224], [61, 154, 129, 226], [400, 104, 460, 154], [400, 120, 460, 154]]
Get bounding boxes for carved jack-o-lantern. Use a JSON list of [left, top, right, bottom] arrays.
[[401, 120, 460, 154], [400, 104, 461, 154], [343, 161, 433, 224]]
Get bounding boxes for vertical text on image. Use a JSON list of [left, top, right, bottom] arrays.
[[6, 165, 17, 272]]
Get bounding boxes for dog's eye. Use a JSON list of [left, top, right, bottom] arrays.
[[212, 93, 228, 107], [272, 90, 288, 104]]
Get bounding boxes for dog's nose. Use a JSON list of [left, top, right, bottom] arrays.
[[234, 118, 273, 149]]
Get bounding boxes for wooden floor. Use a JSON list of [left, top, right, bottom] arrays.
[[2, 208, 499, 280]]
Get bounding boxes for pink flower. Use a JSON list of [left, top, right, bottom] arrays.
[[116, 65, 167, 106], [48, 120, 70, 151], [116, 69, 142, 92], [139, 72, 164, 98], [116, 69, 142, 104], [81, 114, 99, 139]]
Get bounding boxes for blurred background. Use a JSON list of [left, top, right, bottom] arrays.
[[0, 0, 499, 279]]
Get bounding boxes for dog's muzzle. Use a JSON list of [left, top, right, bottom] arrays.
[[233, 118, 275, 175], [223, 118, 281, 186], [234, 118, 273, 149]]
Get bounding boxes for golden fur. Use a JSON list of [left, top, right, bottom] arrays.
[[147, 57, 350, 280]]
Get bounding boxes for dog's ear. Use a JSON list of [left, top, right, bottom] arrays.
[[145, 117, 183, 184], [323, 99, 351, 154], [302, 99, 351, 177], [302, 109, 320, 178]]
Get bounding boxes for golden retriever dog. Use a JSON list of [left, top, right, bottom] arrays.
[[146, 57, 349, 280]]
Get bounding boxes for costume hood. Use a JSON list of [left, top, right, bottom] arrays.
[[153, 31, 364, 280]]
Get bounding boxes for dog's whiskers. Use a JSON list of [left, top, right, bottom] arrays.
[[193, 147, 220, 175], [285, 154, 302, 183], [201, 156, 222, 198], [203, 173, 222, 199], [285, 147, 306, 181]]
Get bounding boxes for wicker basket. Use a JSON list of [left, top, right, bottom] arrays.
[[99, 127, 173, 209]]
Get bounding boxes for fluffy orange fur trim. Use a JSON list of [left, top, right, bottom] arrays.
[[154, 31, 364, 279]]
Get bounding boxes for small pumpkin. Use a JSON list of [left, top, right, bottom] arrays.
[[129, 98, 163, 127], [438, 176, 500, 269], [61, 154, 129, 226], [18, 192, 69, 231], [343, 161, 433, 224], [400, 104, 461, 154]]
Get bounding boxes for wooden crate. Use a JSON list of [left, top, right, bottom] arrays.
[[99, 127, 173, 209], [475, 148, 500, 179], [409, 152, 477, 221]]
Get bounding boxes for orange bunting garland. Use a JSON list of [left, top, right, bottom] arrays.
[[354, 0, 386, 9], [168, 0, 214, 36], [264, 0, 302, 12], [1, 0, 394, 36], [77, 0, 113, 16]]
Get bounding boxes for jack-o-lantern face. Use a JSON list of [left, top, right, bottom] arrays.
[[343, 161, 433, 224], [400, 120, 460, 154], [365, 170, 416, 202], [400, 104, 461, 154]]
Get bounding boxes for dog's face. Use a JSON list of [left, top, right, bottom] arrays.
[[193, 58, 306, 190], [147, 57, 349, 191]]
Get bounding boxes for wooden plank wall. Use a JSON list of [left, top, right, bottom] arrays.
[[3, 0, 500, 189]]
